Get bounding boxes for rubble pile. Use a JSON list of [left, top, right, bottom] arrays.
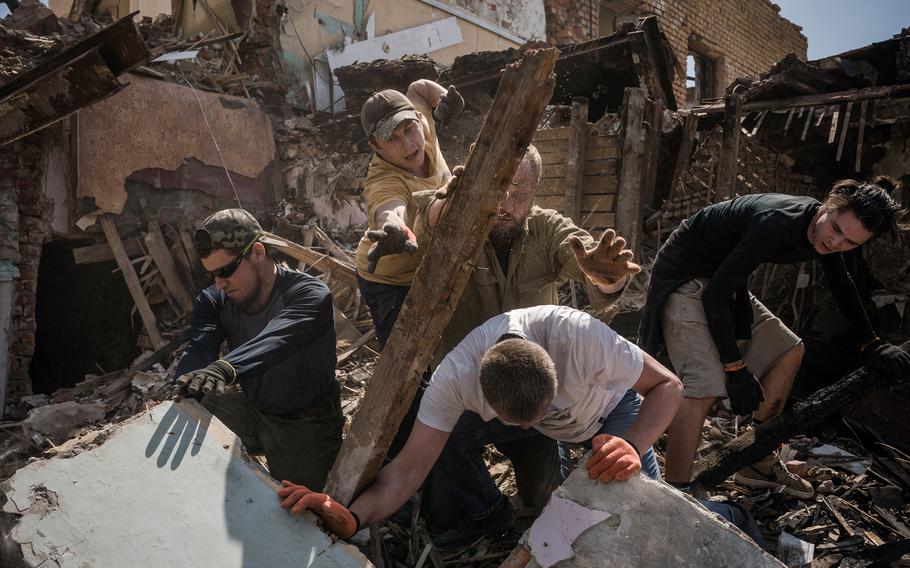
[[0, 349, 177, 480]]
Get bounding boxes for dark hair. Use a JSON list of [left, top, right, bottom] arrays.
[[823, 176, 907, 238], [479, 338, 557, 422]]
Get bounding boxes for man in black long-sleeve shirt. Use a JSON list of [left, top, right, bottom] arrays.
[[640, 180, 910, 496], [174, 209, 343, 489]]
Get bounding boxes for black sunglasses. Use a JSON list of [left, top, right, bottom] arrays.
[[207, 234, 259, 280]]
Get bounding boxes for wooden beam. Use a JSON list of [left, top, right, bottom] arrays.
[[324, 48, 560, 505], [564, 97, 588, 221], [262, 231, 358, 291], [615, 88, 649, 256], [666, 112, 698, 203], [691, 339, 910, 491], [855, 100, 868, 172], [176, 219, 209, 293], [691, 84, 910, 115], [72, 238, 143, 265], [140, 199, 194, 313], [716, 93, 743, 201], [99, 215, 165, 348]]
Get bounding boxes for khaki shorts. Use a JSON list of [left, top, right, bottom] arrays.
[[661, 278, 801, 399]]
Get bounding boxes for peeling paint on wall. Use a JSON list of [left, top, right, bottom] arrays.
[[76, 74, 277, 214]]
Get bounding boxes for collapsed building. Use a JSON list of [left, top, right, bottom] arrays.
[[1, 0, 909, 566]]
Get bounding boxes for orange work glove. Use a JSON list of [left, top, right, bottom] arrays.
[[585, 434, 641, 483], [277, 481, 360, 539]]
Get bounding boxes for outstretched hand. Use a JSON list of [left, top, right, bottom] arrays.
[[366, 222, 418, 273], [568, 229, 641, 288]]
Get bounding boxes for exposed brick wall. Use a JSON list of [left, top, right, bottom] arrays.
[[1, 135, 53, 411], [639, 0, 807, 106], [544, 0, 599, 45]]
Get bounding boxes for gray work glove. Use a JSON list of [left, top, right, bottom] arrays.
[[433, 85, 465, 124], [725, 367, 765, 417], [366, 222, 418, 273], [173, 359, 235, 398]]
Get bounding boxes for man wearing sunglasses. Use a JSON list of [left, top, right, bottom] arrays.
[[173, 209, 344, 490]]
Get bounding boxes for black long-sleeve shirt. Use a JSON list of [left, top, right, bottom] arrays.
[[640, 193, 875, 364], [175, 267, 336, 415]]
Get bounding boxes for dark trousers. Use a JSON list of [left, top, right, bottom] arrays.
[[356, 274, 410, 348], [435, 389, 661, 518], [201, 384, 344, 490]]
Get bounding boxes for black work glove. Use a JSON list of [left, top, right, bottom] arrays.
[[865, 342, 910, 377], [725, 366, 765, 416], [173, 359, 235, 398], [432, 85, 464, 124], [366, 222, 418, 273]]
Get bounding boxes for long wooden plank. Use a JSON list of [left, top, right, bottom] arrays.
[[72, 238, 143, 265], [535, 194, 615, 212], [537, 174, 617, 196], [692, 84, 910, 115], [542, 159, 616, 179], [564, 98, 588, 222], [533, 126, 571, 141], [140, 199, 194, 313], [324, 48, 560, 505], [99, 215, 164, 348], [615, 88, 649, 254], [716, 93, 743, 201], [539, 145, 618, 166], [262, 231, 358, 290], [580, 211, 616, 229]]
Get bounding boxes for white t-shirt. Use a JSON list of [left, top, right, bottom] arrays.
[[417, 305, 644, 443]]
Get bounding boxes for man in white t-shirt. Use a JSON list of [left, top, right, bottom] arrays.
[[277, 305, 683, 547]]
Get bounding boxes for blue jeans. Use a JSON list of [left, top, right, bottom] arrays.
[[356, 274, 409, 348], [434, 389, 661, 518]]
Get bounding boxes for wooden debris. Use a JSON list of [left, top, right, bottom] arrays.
[[100, 215, 165, 348], [692, 340, 910, 491]]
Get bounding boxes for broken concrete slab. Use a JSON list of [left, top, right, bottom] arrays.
[[1, 400, 372, 568], [523, 468, 784, 568], [25, 400, 106, 438]]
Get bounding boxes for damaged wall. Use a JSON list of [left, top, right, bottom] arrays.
[[76, 73, 278, 216], [277, 0, 534, 111], [543, 0, 599, 45], [599, 0, 807, 106], [0, 134, 55, 416]]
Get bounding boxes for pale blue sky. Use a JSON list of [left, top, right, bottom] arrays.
[[774, 0, 910, 59]]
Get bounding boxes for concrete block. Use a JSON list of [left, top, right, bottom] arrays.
[[523, 465, 784, 568], [2, 400, 372, 568]]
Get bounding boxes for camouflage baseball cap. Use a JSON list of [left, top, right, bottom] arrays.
[[194, 209, 284, 257], [361, 89, 420, 140]]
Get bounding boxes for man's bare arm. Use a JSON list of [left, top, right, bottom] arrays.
[[407, 79, 447, 112], [624, 351, 683, 452], [350, 420, 450, 526]]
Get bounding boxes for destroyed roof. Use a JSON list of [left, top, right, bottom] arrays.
[[440, 16, 678, 117], [0, 12, 149, 146], [698, 27, 910, 109], [332, 16, 678, 123]]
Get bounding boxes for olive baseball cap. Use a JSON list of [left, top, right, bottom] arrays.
[[194, 208, 284, 257], [361, 89, 420, 140]]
